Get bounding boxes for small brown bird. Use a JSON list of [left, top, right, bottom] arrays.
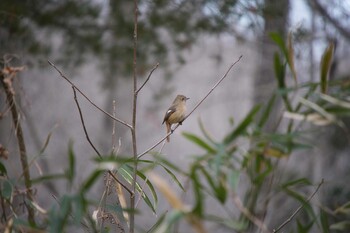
[[162, 95, 189, 142]]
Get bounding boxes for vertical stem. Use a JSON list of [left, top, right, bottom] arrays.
[[1, 74, 36, 224], [130, 0, 138, 232]]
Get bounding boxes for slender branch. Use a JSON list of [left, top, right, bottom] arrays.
[[130, 0, 139, 232], [48, 60, 133, 130], [72, 87, 133, 196], [137, 55, 243, 159], [273, 179, 324, 233], [183, 55, 243, 121], [136, 62, 159, 94], [72, 86, 101, 156], [1, 69, 36, 224]]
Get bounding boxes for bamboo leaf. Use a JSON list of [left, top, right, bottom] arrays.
[[81, 170, 103, 192], [330, 221, 350, 231], [182, 132, 216, 154], [287, 31, 297, 83], [258, 94, 276, 128], [320, 42, 334, 94], [281, 178, 312, 189], [190, 166, 204, 216], [0, 179, 13, 199], [224, 105, 261, 144], [320, 209, 330, 233], [66, 142, 75, 186], [31, 174, 66, 184], [120, 165, 157, 214], [198, 117, 216, 144], [138, 159, 185, 191], [148, 173, 186, 212], [0, 162, 7, 175], [199, 166, 226, 204], [270, 32, 288, 56]]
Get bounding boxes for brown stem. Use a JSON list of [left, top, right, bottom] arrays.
[[130, 0, 139, 232], [71, 87, 133, 196], [1, 72, 36, 224], [48, 60, 133, 130]]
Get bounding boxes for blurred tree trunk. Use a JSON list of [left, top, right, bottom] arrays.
[[242, 0, 290, 232], [253, 0, 290, 131]]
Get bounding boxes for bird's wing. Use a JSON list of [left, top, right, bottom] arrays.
[[162, 105, 176, 124]]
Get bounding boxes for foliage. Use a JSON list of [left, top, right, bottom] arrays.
[[2, 1, 350, 231]]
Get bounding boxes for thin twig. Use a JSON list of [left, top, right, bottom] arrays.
[[137, 55, 243, 159], [72, 86, 101, 157], [231, 191, 270, 233], [130, 0, 139, 232], [72, 87, 133, 196], [273, 179, 324, 233], [136, 62, 159, 94], [48, 60, 133, 130], [112, 100, 117, 153]]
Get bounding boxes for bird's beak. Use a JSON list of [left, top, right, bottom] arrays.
[[186, 97, 190, 100]]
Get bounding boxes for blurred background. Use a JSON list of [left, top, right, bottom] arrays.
[[1, 0, 350, 232]]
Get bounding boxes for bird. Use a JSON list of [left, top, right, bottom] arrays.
[[162, 94, 189, 142]]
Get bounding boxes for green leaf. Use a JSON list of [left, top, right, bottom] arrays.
[[198, 117, 216, 144], [320, 209, 330, 233], [274, 52, 286, 89], [0, 162, 7, 175], [297, 219, 313, 233], [182, 132, 216, 154], [152, 210, 184, 233], [334, 201, 350, 215], [270, 32, 288, 56], [287, 31, 297, 84], [39, 130, 53, 154], [190, 165, 204, 216], [330, 221, 350, 231], [221, 219, 247, 231], [147, 211, 167, 233], [281, 178, 312, 189], [283, 188, 316, 220], [228, 169, 240, 190], [320, 42, 334, 94], [258, 94, 276, 128], [66, 142, 76, 186], [31, 173, 66, 184], [224, 105, 261, 144], [161, 165, 185, 191], [81, 170, 103, 192], [199, 166, 226, 204], [119, 165, 157, 214], [72, 194, 86, 224], [1, 179, 13, 199]]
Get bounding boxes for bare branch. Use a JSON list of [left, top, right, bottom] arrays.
[[136, 62, 159, 94], [137, 55, 243, 159], [273, 179, 324, 233], [130, 0, 139, 231], [1, 67, 36, 224], [48, 60, 133, 130], [184, 55, 243, 121], [72, 87, 133, 196]]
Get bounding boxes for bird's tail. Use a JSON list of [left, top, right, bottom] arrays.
[[166, 122, 171, 142]]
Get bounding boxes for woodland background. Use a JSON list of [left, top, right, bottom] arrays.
[[1, 0, 350, 232]]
